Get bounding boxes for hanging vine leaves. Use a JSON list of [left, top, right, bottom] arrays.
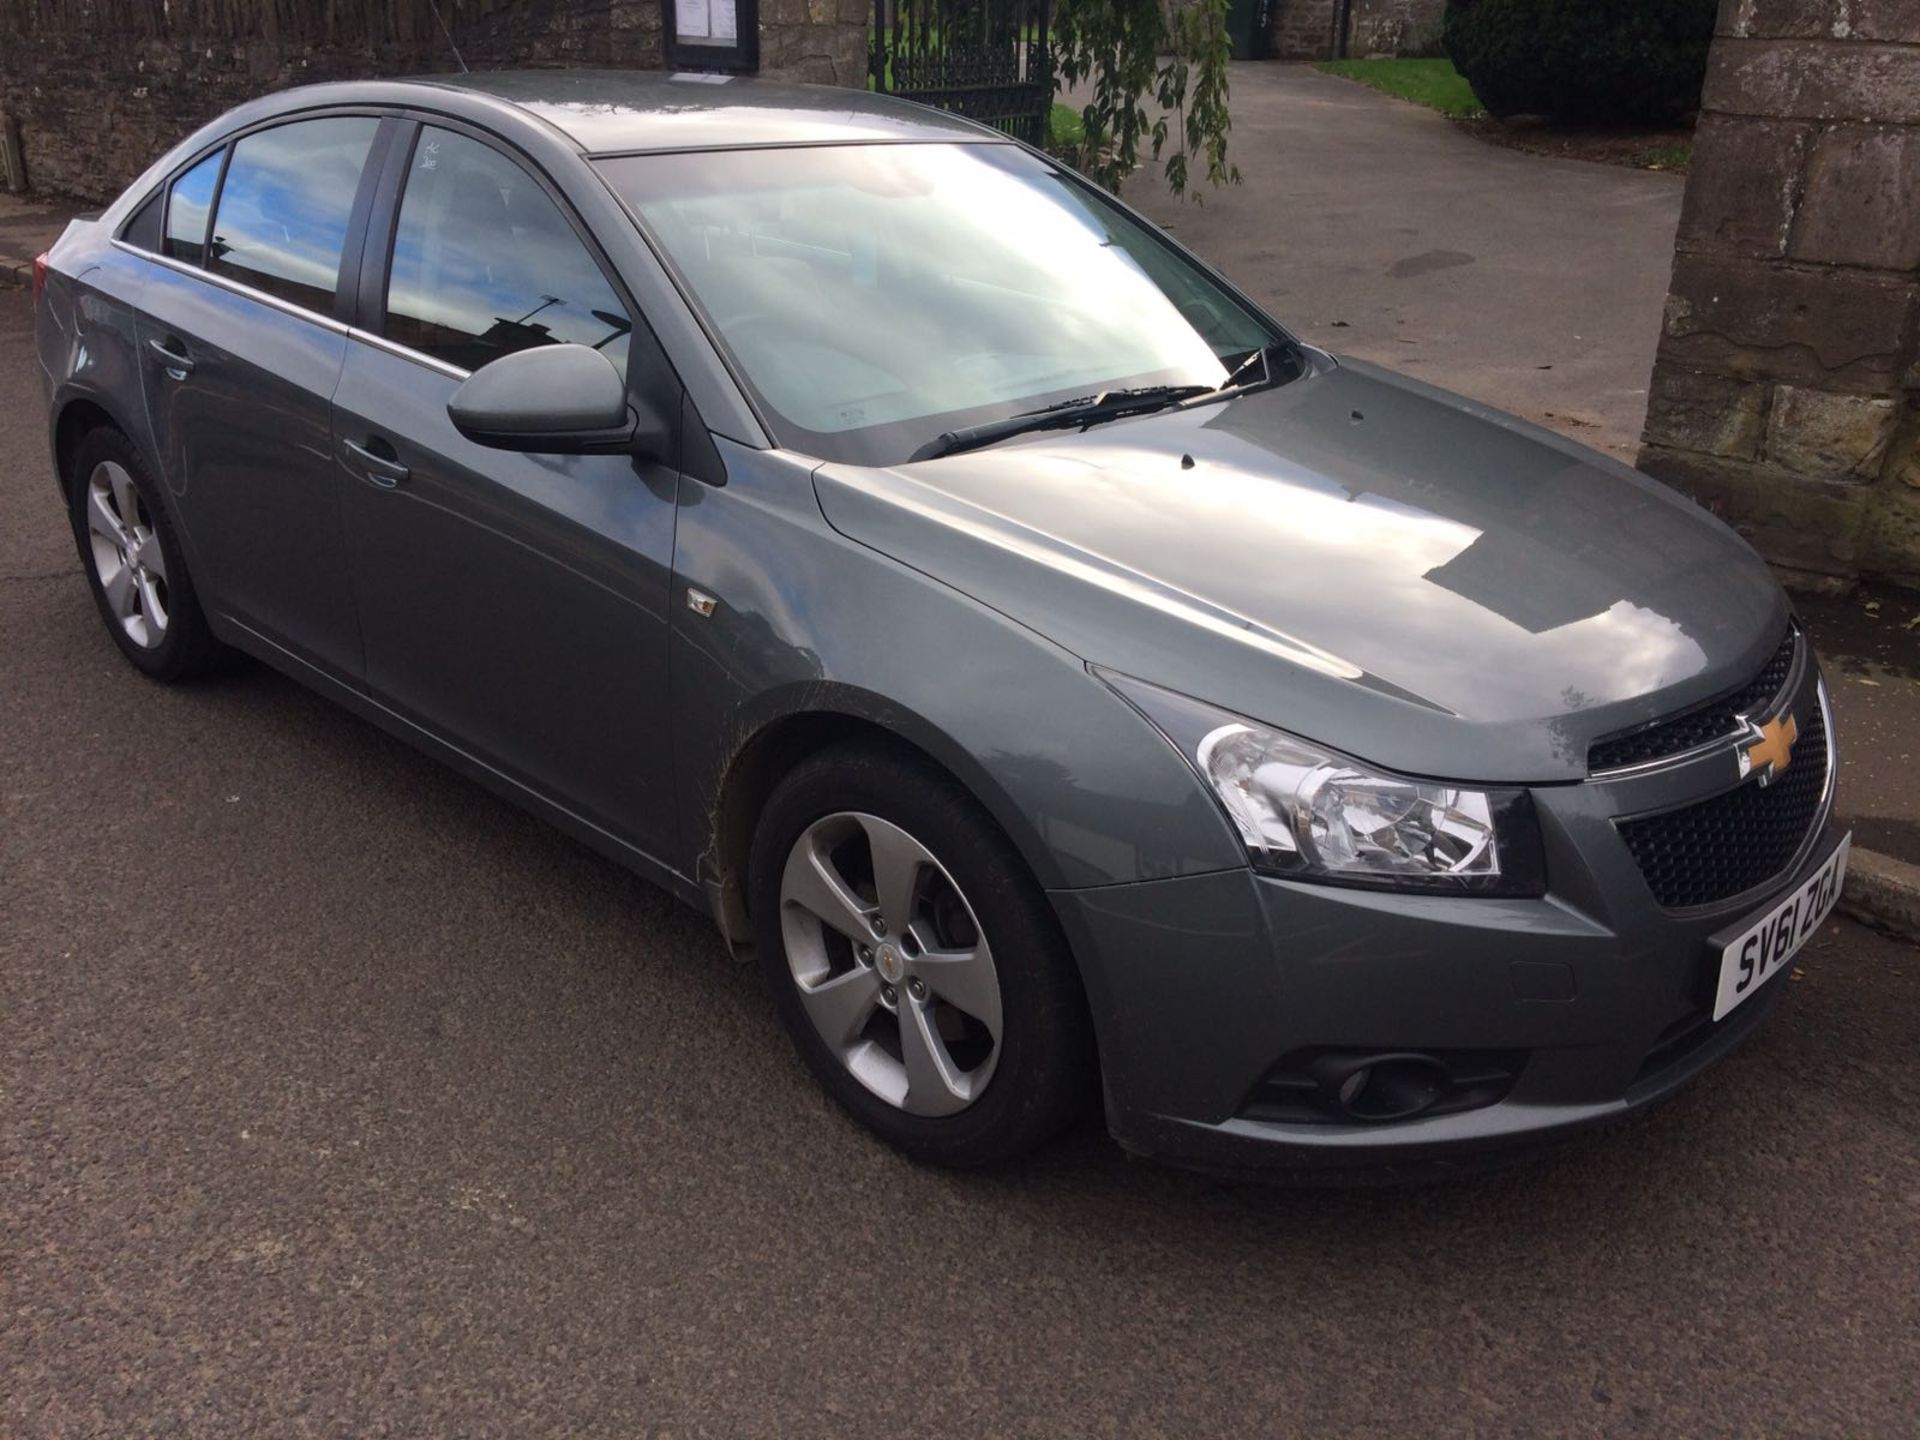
[[1051, 0, 1239, 199]]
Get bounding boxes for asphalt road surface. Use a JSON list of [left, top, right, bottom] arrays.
[[4, 289, 1918, 1438]]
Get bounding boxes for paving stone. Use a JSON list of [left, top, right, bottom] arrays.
[[1719, 0, 1920, 41], [1704, 38, 1920, 123], [1789, 124, 1920, 272], [1763, 385, 1900, 479], [1658, 255, 1912, 392], [1643, 366, 1772, 460], [1677, 114, 1814, 259]]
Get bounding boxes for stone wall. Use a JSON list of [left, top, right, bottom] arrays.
[[1639, 0, 1920, 587], [1269, 0, 1335, 59], [758, 0, 868, 86], [1268, 0, 1442, 59], [1346, 0, 1444, 57], [0, 0, 865, 204]]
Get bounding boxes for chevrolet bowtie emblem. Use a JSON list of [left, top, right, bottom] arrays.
[[1738, 712, 1799, 786]]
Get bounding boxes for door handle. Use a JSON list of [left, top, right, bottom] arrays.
[[147, 337, 195, 378], [343, 437, 410, 489]]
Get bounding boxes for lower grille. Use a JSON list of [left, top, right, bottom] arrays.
[[1240, 1047, 1526, 1124], [1635, 1005, 1715, 1085], [1616, 699, 1829, 909], [1632, 979, 1780, 1088]]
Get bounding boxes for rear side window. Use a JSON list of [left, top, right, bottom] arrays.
[[163, 151, 222, 265], [208, 116, 379, 314], [384, 126, 632, 373]]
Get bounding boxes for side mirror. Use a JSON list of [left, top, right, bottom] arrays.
[[447, 343, 671, 459]]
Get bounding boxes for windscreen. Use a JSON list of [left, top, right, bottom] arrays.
[[598, 142, 1286, 466]]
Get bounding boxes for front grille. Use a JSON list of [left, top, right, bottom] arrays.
[[1616, 698, 1828, 909], [1589, 627, 1798, 772]]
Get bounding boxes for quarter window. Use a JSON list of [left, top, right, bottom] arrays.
[[207, 116, 380, 314], [384, 127, 632, 374], [163, 150, 223, 265], [123, 188, 164, 252]]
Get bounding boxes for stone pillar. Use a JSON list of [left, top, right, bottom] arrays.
[[1639, 0, 1920, 589]]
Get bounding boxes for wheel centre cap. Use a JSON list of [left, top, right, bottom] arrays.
[[875, 943, 904, 984]]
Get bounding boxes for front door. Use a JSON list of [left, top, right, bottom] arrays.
[[135, 115, 386, 679], [332, 123, 682, 861]]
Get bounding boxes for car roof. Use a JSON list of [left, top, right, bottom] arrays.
[[411, 69, 1002, 154]]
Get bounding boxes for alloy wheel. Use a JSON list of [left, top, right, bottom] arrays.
[[85, 461, 169, 649], [778, 811, 1004, 1116]]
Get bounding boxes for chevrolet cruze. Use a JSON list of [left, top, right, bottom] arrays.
[[33, 72, 1847, 1177]]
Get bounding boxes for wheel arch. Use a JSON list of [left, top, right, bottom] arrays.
[[697, 686, 1070, 954], [50, 389, 150, 499]]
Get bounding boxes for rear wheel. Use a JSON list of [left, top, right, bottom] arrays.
[[66, 427, 230, 680], [748, 743, 1094, 1166]]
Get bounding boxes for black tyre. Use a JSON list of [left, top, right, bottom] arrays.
[[748, 742, 1095, 1166], [66, 426, 231, 681]]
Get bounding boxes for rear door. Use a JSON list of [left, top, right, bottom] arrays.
[[331, 120, 683, 860], [134, 114, 391, 680]]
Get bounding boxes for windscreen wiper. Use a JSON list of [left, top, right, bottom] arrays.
[[907, 385, 1213, 463], [907, 342, 1304, 464], [1178, 340, 1299, 407]]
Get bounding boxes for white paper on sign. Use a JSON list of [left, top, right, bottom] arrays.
[[677, 0, 713, 39], [711, 0, 738, 40]]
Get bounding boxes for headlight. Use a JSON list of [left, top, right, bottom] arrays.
[[1104, 672, 1546, 896]]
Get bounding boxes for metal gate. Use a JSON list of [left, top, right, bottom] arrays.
[[871, 0, 1054, 147]]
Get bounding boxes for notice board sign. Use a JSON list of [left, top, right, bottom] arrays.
[[666, 0, 759, 72]]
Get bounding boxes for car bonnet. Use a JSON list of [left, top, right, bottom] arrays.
[[809, 359, 1788, 785]]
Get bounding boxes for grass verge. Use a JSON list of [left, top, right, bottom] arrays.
[[1317, 58, 1694, 173], [1638, 141, 1693, 173], [1315, 58, 1484, 120]]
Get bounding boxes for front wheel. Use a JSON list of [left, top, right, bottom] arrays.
[[748, 744, 1094, 1166]]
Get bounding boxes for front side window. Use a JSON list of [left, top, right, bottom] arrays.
[[164, 150, 223, 266], [384, 127, 632, 374], [598, 142, 1286, 466], [207, 116, 380, 313]]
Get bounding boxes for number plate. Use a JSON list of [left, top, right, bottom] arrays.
[[1712, 833, 1849, 1022]]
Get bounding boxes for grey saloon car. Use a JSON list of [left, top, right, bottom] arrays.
[[34, 71, 1847, 1177]]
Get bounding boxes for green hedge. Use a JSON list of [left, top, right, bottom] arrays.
[[1443, 0, 1718, 124]]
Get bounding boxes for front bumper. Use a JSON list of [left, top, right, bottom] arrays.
[[1053, 845, 1829, 1180], [1052, 658, 1840, 1182]]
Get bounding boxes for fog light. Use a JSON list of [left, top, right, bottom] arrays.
[[1241, 1047, 1529, 1125], [1345, 1058, 1444, 1120], [1312, 1051, 1449, 1121]]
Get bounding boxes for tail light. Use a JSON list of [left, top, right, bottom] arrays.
[[32, 251, 50, 306]]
